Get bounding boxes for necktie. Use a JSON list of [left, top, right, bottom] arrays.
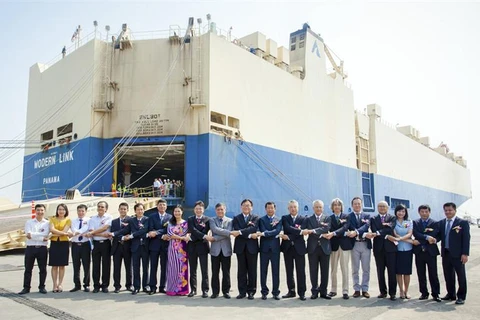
[[445, 219, 452, 248], [356, 214, 360, 223], [197, 217, 201, 224], [381, 215, 385, 223], [245, 215, 248, 223], [219, 218, 223, 222], [422, 219, 428, 229], [78, 219, 83, 241]]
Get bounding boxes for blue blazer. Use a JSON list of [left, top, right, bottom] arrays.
[[147, 212, 172, 252], [412, 218, 440, 256], [232, 214, 260, 255], [258, 215, 282, 253], [349, 212, 372, 249], [438, 217, 470, 258], [110, 216, 131, 255], [116, 216, 149, 253]]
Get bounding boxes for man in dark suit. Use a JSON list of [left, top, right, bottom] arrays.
[[187, 200, 211, 298], [112, 203, 150, 294], [412, 204, 441, 302], [347, 197, 372, 298], [280, 200, 307, 301], [369, 201, 397, 300], [438, 202, 470, 305], [328, 198, 354, 299], [110, 202, 133, 293], [147, 199, 172, 294], [231, 199, 260, 300], [258, 202, 282, 300], [302, 200, 332, 300]]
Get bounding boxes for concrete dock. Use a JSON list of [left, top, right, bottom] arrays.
[[0, 227, 479, 320]]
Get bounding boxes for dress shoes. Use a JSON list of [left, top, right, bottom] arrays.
[[132, 289, 139, 295], [362, 291, 370, 298], [69, 287, 81, 293], [188, 291, 196, 297], [419, 294, 429, 300], [83, 287, 90, 293], [127, 286, 134, 292], [261, 294, 267, 300], [455, 299, 465, 305], [159, 288, 167, 294], [310, 293, 318, 300], [223, 293, 231, 299], [327, 292, 337, 297], [353, 291, 361, 298], [114, 288, 120, 293], [378, 293, 387, 298], [432, 296, 441, 302], [211, 293, 219, 299], [441, 295, 456, 301], [39, 288, 47, 294], [102, 288, 109, 293], [320, 294, 332, 300], [343, 294, 349, 300], [282, 292, 296, 298], [202, 291, 209, 298], [92, 288, 100, 293], [247, 293, 254, 300], [18, 288, 30, 295], [273, 295, 280, 300], [148, 290, 156, 296], [390, 295, 397, 301], [236, 294, 246, 299], [299, 295, 307, 301]]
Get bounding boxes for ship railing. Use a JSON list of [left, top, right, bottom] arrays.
[[40, 31, 104, 72], [129, 28, 187, 40]]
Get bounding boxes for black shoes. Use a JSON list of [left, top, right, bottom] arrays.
[[419, 294, 429, 300], [455, 299, 465, 305], [273, 295, 281, 300], [432, 296, 441, 302], [114, 288, 120, 293], [310, 293, 318, 300], [69, 287, 81, 293], [378, 293, 387, 298], [343, 294, 349, 300], [299, 295, 306, 301], [441, 295, 456, 301], [328, 292, 337, 297], [92, 288, 100, 293], [390, 295, 397, 301], [261, 294, 267, 300], [247, 293, 254, 300], [159, 288, 167, 294], [282, 292, 296, 298], [18, 288, 30, 295], [211, 293, 219, 299], [223, 293, 231, 299], [202, 291, 209, 298], [320, 294, 332, 300], [39, 288, 47, 294], [132, 289, 139, 295], [188, 291, 197, 297], [102, 288, 109, 293], [236, 294, 246, 299], [83, 287, 90, 292]]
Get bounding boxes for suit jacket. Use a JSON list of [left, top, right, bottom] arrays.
[[187, 215, 210, 255], [412, 218, 440, 256], [349, 212, 372, 249], [110, 216, 131, 255], [232, 213, 260, 255], [280, 214, 307, 255], [258, 215, 282, 253], [209, 216, 233, 257], [148, 212, 172, 252], [438, 216, 470, 258], [116, 216, 149, 253], [370, 214, 397, 254], [303, 214, 332, 255], [329, 213, 354, 251]]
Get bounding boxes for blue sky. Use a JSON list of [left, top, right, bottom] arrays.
[[0, 0, 478, 214]]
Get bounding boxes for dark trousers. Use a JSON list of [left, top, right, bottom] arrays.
[[211, 252, 231, 295], [113, 243, 132, 289], [149, 248, 168, 290], [189, 251, 209, 292], [132, 245, 149, 290], [236, 250, 258, 295], [308, 246, 330, 295], [260, 250, 280, 296], [71, 242, 91, 288], [92, 240, 111, 289], [23, 246, 48, 290], [442, 250, 467, 300], [283, 246, 306, 296], [415, 252, 440, 297], [374, 250, 397, 296]]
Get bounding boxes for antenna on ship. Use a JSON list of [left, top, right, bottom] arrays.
[[197, 18, 202, 36], [93, 20, 98, 37], [206, 13, 211, 32], [105, 25, 110, 42]]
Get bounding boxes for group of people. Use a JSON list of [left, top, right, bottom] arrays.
[[20, 197, 470, 306], [153, 178, 183, 198]]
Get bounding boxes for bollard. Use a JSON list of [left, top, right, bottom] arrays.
[[31, 201, 35, 219]]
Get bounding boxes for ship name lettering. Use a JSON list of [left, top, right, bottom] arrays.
[[59, 150, 74, 163], [34, 156, 56, 169], [43, 176, 60, 185]]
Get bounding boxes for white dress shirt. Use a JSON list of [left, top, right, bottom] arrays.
[[88, 214, 112, 240], [70, 217, 90, 243], [25, 218, 50, 246]]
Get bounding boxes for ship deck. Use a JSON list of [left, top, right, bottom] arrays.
[[0, 228, 479, 320]]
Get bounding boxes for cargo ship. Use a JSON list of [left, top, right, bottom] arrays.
[[20, 17, 471, 219]]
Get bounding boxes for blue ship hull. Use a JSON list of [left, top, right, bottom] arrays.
[[22, 134, 469, 220]]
